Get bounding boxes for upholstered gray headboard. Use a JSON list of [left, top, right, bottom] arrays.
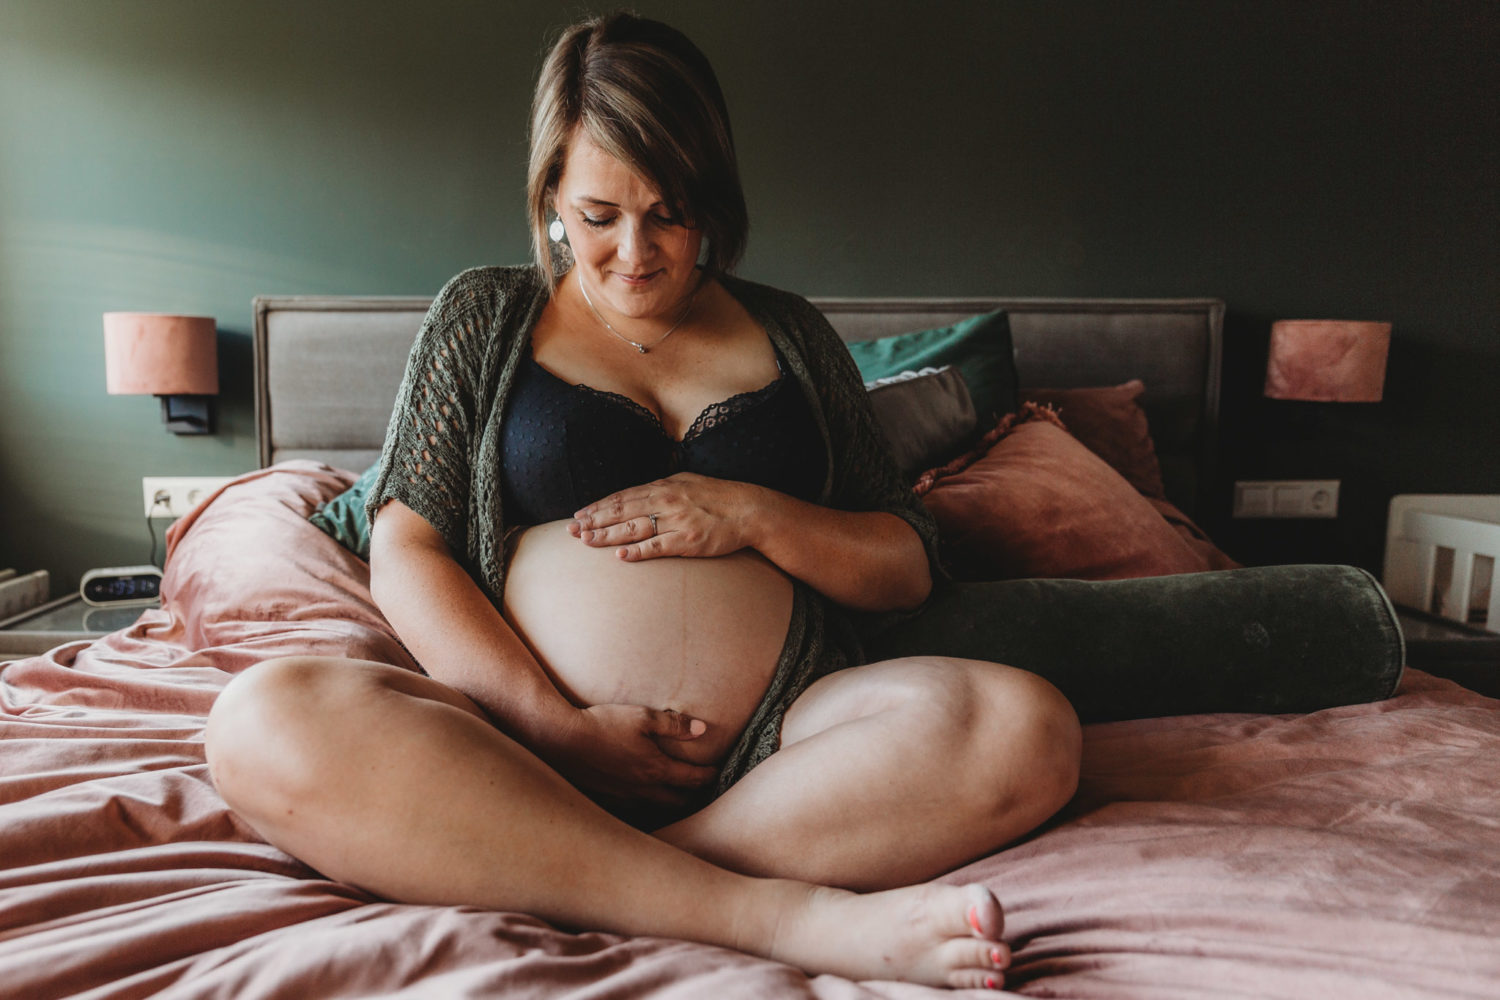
[[253, 294, 1223, 514]]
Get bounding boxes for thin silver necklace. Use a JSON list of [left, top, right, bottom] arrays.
[[577, 270, 699, 354]]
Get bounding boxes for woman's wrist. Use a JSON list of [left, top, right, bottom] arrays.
[[735, 481, 781, 553], [743, 494, 933, 612], [498, 692, 586, 757]]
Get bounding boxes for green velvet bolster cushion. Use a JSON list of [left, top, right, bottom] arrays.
[[866, 564, 1406, 722]]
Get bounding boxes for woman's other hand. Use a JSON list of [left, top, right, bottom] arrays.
[[540, 703, 719, 804], [571, 472, 761, 561]]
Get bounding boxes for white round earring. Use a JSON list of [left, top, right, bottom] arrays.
[[548, 217, 566, 242]]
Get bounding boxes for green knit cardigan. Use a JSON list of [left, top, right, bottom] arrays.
[[366, 264, 938, 611], [363, 265, 941, 783]]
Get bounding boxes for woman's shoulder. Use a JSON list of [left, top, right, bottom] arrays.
[[717, 272, 817, 318], [431, 264, 547, 318], [717, 272, 842, 356], [391, 265, 546, 404], [414, 265, 550, 364], [716, 272, 870, 409]]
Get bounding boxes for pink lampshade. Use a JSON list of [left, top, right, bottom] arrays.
[[103, 313, 218, 396], [1264, 320, 1391, 402]]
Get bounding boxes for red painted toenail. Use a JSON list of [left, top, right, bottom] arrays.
[[986, 975, 997, 989], [991, 947, 1003, 965], [967, 906, 982, 934]]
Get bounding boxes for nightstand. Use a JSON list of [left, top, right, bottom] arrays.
[[0, 595, 158, 662], [1397, 606, 1500, 698]]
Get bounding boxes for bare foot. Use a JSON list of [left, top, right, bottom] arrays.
[[764, 882, 1008, 989]]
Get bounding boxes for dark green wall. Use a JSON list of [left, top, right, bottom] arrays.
[[2, 0, 1495, 595]]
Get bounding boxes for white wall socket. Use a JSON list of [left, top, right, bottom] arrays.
[[1232, 479, 1340, 519], [142, 476, 235, 518]]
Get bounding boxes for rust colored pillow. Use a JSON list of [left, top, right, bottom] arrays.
[[1019, 380, 1166, 499], [1145, 496, 1241, 575], [913, 405, 1237, 581]]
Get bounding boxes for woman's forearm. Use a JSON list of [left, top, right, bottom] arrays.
[[368, 509, 578, 749], [745, 488, 932, 613]]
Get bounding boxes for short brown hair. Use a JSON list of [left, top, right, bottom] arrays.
[[527, 12, 748, 288]]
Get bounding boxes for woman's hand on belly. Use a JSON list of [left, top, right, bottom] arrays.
[[540, 703, 719, 805], [567, 472, 931, 612], [570, 472, 763, 561]]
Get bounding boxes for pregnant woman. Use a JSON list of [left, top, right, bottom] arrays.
[[206, 13, 1079, 989]]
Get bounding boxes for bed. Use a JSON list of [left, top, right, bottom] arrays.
[[3, 291, 1498, 999]]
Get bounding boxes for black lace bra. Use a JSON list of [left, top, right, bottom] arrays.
[[499, 346, 828, 525]]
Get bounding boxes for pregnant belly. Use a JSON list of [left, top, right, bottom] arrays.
[[501, 520, 795, 766]]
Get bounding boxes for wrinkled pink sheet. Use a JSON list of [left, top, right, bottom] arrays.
[[2, 463, 1498, 999]]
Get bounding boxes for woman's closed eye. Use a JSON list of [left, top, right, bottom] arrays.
[[579, 213, 678, 230]]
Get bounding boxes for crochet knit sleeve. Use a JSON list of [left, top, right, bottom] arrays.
[[783, 293, 943, 571], [364, 270, 492, 554]]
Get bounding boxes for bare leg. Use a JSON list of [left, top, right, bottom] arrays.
[[656, 657, 1081, 891], [205, 657, 1010, 988]]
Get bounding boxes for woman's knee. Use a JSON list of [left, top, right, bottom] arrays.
[[1009, 669, 1082, 812], [926, 659, 1082, 818], [205, 656, 369, 815]]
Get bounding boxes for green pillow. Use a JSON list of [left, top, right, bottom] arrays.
[[845, 310, 1018, 422], [308, 462, 380, 559]]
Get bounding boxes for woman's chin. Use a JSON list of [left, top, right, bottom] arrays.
[[604, 273, 699, 307], [606, 281, 670, 309]]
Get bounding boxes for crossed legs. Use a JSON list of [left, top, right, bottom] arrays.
[[657, 656, 1081, 890], [205, 654, 1076, 987]]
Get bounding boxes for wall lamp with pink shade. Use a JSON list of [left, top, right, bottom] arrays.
[[1264, 320, 1392, 402], [103, 313, 219, 434]]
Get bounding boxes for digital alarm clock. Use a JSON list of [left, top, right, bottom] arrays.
[[80, 565, 163, 607]]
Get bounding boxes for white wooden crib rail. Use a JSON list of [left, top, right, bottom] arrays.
[[1384, 495, 1500, 632]]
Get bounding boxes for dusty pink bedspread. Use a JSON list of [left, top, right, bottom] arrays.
[[2, 463, 1497, 999]]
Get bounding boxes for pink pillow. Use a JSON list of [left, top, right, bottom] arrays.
[[1019, 380, 1166, 499], [913, 405, 1237, 581]]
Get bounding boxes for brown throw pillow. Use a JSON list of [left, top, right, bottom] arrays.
[[1145, 496, 1241, 574], [865, 366, 979, 480], [913, 405, 1238, 581], [1019, 380, 1166, 499]]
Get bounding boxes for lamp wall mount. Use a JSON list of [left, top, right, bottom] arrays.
[[158, 394, 213, 434]]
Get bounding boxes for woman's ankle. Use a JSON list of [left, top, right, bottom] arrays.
[[725, 879, 847, 969]]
